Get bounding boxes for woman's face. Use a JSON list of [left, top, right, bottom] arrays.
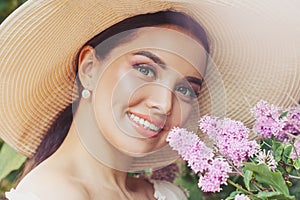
[[81, 27, 207, 156]]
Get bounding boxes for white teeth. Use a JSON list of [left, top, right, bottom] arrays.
[[149, 124, 157, 131], [133, 116, 139, 122], [128, 113, 161, 132], [139, 118, 145, 124], [144, 121, 150, 127]]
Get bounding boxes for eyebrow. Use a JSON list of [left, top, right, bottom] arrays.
[[132, 51, 166, 69], [133, 50, 203, 87]]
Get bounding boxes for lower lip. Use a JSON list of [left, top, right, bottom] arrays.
[[127, 113, 160, 138]]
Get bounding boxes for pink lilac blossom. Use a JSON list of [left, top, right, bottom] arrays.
[[198, 115, 218, 138], [256, 149, 277, 171], [198, 157, 231, 192], [167, 127, 231, 192], [199, 116, 259, 167], [251, 100, 287, 141], [166, 127, 214, 173], [234, 194, 250, 200], [291, 139, 300, 160], [283, 107, 300, 137]]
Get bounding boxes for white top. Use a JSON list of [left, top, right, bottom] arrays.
[[150, 180, 187, 200], [5, 180, 187, 200]]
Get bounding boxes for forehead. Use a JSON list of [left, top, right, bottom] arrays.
[[97, 27, 207, 72]]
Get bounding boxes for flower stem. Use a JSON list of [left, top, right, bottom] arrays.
[[225, 158, 244, 177], [291, 141, 300, 159], [286, 132, 298, 139], [288, 175, 300, 180], [227, 179, 257, 199], [262, 140, 272, 148]]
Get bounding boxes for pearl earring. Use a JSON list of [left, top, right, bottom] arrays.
[[82, 89, 91, 99]]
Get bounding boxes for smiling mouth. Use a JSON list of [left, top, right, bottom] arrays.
[[127, 112, 163, 133]]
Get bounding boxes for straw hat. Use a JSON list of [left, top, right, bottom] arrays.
[[0, 0, 299, 163]]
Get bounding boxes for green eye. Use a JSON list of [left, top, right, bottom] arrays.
[[134, 64, 156, 78], [176, 86, 198, 99]]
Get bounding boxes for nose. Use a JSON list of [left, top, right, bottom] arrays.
[[145, 85, 173, 116]]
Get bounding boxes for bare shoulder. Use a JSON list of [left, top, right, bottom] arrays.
[[16, 165, 88, 200]]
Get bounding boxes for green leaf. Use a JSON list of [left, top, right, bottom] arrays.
[[0, 170, 20, 193], [279, 111, 289, 119], [293, 158, 300, 170], [257, 191, 295, 200], [272, 141, 284, 162], [174, 174, 202, 200], [283, 145, 293, 163], [243, 169, 253, 191], [262, 138, 273, 149], [244, 163, 290, 196], [0, 143, 26, 180], [174, 162, 203, 200]]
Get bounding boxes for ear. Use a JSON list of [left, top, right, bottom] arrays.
[[77, 45, 98, 90]]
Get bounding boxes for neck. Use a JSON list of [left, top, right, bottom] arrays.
[[55, 123, 130, 190]]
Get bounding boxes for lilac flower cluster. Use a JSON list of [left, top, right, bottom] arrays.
[[256, 149, 277, 171], [166, 100, 299, 197], [251, 100, 300, 141], [166, 127, 214, 173], [234, 194, 250, 200], [166, 127, 231, 192], [199, 116, 259, 167], [198, 157, 231, 192], [284, 106, 300, 137]]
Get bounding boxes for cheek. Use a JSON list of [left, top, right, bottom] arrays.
[[110, 74, 144, 106], [165, 98, 194, 129], [93, 65, 147, 124], [92, 76, 116, 134], [93, 61, 135, 105], [92, 63, 126, 129], [177, 102, 193, 126]]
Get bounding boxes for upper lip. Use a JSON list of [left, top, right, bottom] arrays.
[[127, 111, 166, 129]]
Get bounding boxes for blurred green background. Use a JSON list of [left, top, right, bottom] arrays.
[[0, 1, 28, 198], [0, 0, 27, 22]]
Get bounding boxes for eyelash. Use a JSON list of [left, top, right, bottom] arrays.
[[176, 85, 199, 99], [133, 63, 157, 79]]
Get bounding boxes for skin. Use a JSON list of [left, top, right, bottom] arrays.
[[16, 26, 207, 200]]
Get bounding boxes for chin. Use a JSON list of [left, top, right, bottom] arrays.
[[116, 140, 166, 158]]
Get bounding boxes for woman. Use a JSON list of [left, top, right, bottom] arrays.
[[0, 0, 299, 200]]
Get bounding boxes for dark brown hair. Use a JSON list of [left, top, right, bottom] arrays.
[[20, 10, 210, 177]]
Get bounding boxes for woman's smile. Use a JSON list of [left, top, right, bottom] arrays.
[[126, 111, 165, 138]]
